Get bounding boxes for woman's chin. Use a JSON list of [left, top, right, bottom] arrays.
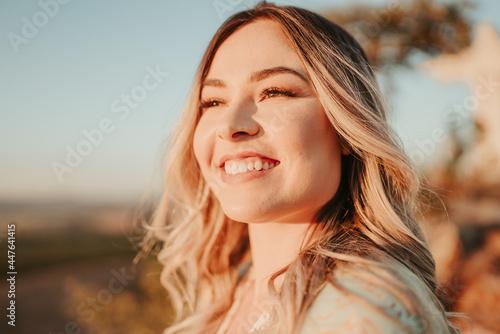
[[219, 201, 278, 224], [221, 207, 265, 224], [220, 204, 317, 225]]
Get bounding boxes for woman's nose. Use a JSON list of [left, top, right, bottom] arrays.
[[216, 100, 259, 141]]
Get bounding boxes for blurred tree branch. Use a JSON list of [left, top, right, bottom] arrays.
[[323, 0, 473, 67]]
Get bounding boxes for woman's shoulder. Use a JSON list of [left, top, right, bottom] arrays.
[[301, 264, 426, 334]]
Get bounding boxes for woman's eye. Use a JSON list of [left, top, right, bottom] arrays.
[[201, 88, 296, 109], [200, 99, 223, 109], [259, 87, 296, 102]]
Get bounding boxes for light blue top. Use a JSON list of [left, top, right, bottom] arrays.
[[246, 264, 434, 333], [299, 271, 426, 334]]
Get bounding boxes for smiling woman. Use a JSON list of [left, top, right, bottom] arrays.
[[147, 2, 460, 334], [194, 22, 344, 225]]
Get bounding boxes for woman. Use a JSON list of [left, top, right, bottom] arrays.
[[149, 2, 460, 333]]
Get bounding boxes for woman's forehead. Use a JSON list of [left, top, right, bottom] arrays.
[[206, 20, 306, 83]]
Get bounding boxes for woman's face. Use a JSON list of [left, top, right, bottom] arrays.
[[193, 19, 344, 224]]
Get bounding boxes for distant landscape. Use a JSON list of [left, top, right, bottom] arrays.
[[0, 201, 171, 333]]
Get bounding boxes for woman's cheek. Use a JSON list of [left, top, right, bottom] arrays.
[[193, 121, 209, 169], [193, 117, 218, 183]]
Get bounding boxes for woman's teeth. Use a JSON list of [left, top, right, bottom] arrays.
[[224, 158, 279, 175]]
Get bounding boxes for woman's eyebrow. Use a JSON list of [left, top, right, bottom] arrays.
[[201, 78, 225, 89], [201, 66, 309, 89], [249, 66, 309, 83]]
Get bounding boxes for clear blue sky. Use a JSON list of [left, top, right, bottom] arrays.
[[1, 0, 499, 204]]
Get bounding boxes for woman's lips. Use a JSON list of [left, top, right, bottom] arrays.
[[219, 163, 279, 184], [218, 151, 278, 167], [217, 151, 280, 184], [218, 155, 280, 184]]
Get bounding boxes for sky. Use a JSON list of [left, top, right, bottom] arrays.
[[1, 0, 499, 204]]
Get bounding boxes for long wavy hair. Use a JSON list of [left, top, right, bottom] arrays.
[[148, 2, 460, 333]]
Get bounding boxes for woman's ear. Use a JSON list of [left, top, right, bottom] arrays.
[[341, 145, 350, 156], [339, 138, 351, 156]]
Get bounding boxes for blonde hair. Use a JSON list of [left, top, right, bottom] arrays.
[[148, 2, 460, 333]]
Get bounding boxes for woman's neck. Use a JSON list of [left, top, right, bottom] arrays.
[[247, 222, 314, 301]]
